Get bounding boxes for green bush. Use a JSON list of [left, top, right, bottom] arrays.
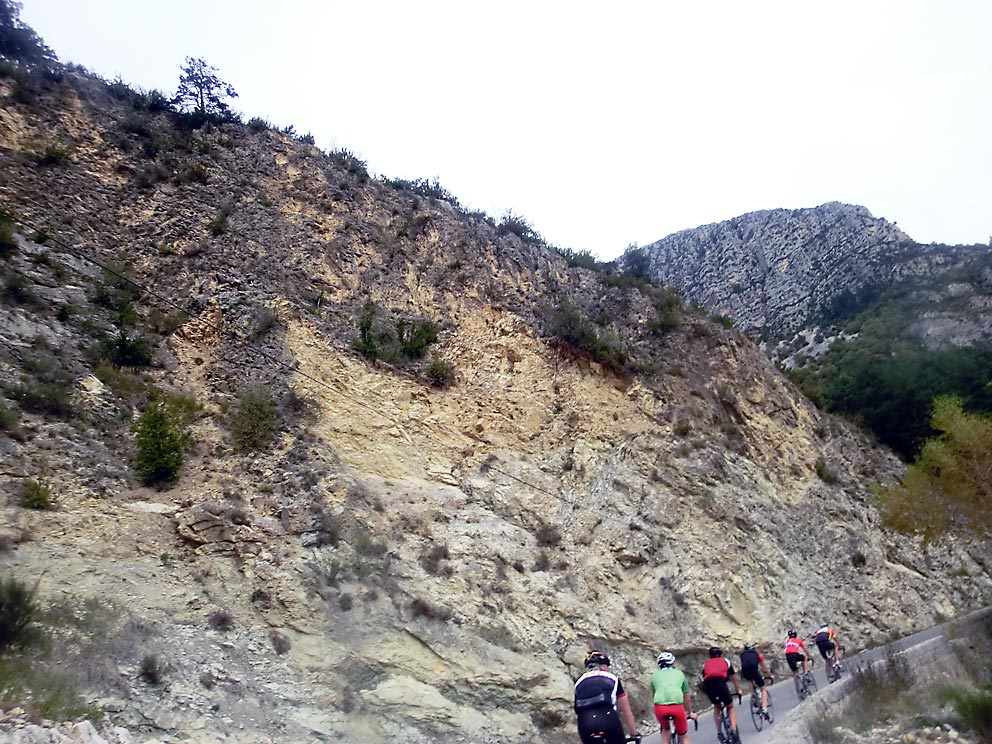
[[133, 399, 194, 488], [207, 208, 228, 236], [139, 653, 163, 684], [207, 609, 234, 631], [548, 301, 627, 371], [410, 597, 452, 622], [425, 357, 455, 388], [0, 214, 17, 258], [420, 543, 451, 576], [397, 319, 437, 359], [249, 306, 278, 339], [815, 457, 839, 484], [555, 246, 602, 270], [18, 478, 53, 509], [496, 210, 543, 244], [0, 399, 18, 431], [352, 301, 440, 365], [10, 380, 72, 418], [2, 271, 38, 306], [941, 685, 992, 740], [534, 523, 562, 547], [175, 164, 208, 185], [35, 141, 71, 166], [0, 576, 36, 649], [650, 289, 683, 334], [97, 328, 154, 367], [246, 117, 270, 132], [228, 384, 280, 452]]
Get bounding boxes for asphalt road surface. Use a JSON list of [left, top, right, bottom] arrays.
[[641, 621, 949, 744]]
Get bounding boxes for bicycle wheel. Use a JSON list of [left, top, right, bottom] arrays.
[[806, 671, 818, 694], [765, 690, 774, 724], [750, 693, 763, 731]]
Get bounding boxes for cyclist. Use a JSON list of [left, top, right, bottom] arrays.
[[573, 650, 640, 744], [813, 620, 842, 679], [701, 646, 742, 740], [784, 629, 813, 695], [650, 651, 698, 744], [739, 643, 773, 713]]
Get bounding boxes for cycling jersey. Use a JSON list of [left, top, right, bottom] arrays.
[[815, 626, 836, 645], [574, 669, 625, 711], [740, 649, 763, 673], [574, 670, 627, 744], [784, 637, 807, 655], [651, 667, 689, 705], [702, 657, 734, 681]]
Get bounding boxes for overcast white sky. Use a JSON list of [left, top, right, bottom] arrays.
[[20, 0, 992, 258]]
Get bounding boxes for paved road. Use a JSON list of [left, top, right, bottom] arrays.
[[641, 621, 950, 744], [642, 671, 824, 744]]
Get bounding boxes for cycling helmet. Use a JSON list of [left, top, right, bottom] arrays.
[[708, 646, 722, 658], [743, 643, 756, 651], [584, 650, 611, 669], [787, 630, 798, 638], [657, 651, 676, 668]]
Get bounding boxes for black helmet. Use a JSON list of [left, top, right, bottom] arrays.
[[585, 650, 611, 668], [788, 629, 798, 638], [708, 646, 722, 658], [743, 643, 756, 652]]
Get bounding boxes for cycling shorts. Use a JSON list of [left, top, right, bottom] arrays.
[[654, 704, 688, 736], [816, 640, 836, 660], [741, 667, 765, 686], [703, 677, 733, 707], [577, 707, 625, 744], [786, 652, 806, 672]]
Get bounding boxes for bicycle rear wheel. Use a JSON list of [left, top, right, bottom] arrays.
[[750, 693, 763, 731]]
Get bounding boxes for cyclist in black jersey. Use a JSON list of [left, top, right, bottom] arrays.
[[573, 650, 640, 744]]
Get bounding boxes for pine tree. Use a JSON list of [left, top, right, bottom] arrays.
[[173, 56, 238, 119]]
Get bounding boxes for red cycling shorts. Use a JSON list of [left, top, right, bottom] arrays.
[[654, 704, 688, 735]]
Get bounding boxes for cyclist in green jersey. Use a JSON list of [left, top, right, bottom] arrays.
[[650, 651, 698, 744]]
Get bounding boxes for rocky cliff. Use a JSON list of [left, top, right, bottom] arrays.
[[629, 203, 992, 354], [0, 69, 989, 744]]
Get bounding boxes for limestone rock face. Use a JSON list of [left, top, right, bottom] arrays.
[[632, 203, 992, 349], [0, 70, 989, 744]]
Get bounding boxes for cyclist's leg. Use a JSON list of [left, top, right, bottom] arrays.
[[728, 700, 738, 734], [755, 674, 768, 708], [703, 680, 724, 731], [655, 706, 676, 744]]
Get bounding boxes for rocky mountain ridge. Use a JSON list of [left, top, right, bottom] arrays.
[[629, 203, 992, 357], [0, 68, 989, 744]]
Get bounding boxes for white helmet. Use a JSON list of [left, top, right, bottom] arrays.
[[657, 651, 676, 668]]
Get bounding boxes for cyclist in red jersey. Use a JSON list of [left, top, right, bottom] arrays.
[[701, 647, 742, 738], [784, 629, 812, 695]]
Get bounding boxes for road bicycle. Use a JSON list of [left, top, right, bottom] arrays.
[[827, 654, 844, 684], [796, 661, 817, 700], [588, 733, 641, 744], [716, 694, 742, 744], [659, 713, 697, 744], [749, 679, 774, 731], [826, 649, 844, 683]]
